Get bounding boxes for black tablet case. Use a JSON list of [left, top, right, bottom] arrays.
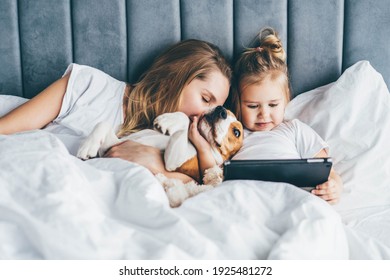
[[223, 158, 332, 188]]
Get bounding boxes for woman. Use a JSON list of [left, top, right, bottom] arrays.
[[0, 39, 232, 183]]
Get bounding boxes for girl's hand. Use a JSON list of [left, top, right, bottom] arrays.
[[311, 171, 343, 205], [313, 149, 343, 205], [104, 140, 165, 175]]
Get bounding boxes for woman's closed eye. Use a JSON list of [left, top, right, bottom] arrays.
[[269, 103, 279, 107], [202, 96, 211, 104]]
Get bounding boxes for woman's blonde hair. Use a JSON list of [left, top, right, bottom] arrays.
[[231, 27, 291, 119], [118, 39, 232, 137]]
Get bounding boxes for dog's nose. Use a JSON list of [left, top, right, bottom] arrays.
[[214, 106, 227, 120]]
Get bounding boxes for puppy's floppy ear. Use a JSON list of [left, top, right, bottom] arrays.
[[219, 121, 244, 160]]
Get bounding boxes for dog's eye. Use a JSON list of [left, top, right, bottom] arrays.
[[233, 128, 241, 138]]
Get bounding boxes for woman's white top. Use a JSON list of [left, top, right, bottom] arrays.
[[233, 119, 328, 160], [44, 64, 126, 155]]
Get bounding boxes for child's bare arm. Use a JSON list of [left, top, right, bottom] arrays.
[[0, 74, 70, 134]]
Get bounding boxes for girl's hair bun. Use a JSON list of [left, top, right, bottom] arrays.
[[256, 27, 286, 62]]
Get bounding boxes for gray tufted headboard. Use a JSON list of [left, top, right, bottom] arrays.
[[1, 0, 389, 99]]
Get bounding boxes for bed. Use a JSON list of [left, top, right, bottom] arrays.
[[1, 0, 390, 260]]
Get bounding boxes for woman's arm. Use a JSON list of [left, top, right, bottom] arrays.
[[188, 116, 217, 181], [104, 140, 195, 183], [0, 74, 70, 134], [312, 148, 343, 204], [104, 117, 217, 184]]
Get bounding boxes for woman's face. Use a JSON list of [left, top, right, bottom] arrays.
[[178, 70, 230, 119]]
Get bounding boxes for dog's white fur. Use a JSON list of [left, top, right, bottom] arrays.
[[77, 109, 243, 207], [157, 165, 222, 207]]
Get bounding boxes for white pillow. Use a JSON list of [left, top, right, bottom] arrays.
[[0, 95, 28, 117], [285, 61, 390, 212]]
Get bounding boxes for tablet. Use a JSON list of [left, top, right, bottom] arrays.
[[223, 158, 332, 190]]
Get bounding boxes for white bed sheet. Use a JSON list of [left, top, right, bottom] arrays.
[[285, 61, 390, 257], [0, 130, 375, 259], [1, 61, 390, 260]]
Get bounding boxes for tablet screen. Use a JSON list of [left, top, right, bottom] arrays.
[[223, 158, 332, 188]]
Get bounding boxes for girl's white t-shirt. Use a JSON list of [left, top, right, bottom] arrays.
[[233, 119, 328, 160], [44, 64, 126, 155]]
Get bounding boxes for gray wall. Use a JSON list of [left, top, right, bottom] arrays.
[[1, 0, 389, 99]]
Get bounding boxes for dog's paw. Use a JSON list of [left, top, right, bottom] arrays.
[[153, 112, 188, 135], [77, 136, 102, 160], [76, 122, 114, 160]]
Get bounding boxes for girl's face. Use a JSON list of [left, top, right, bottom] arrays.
[[178, 70, 230, 119], [240, 77, 287, 131]]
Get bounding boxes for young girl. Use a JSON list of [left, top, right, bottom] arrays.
[[231, 28, 343, 204], [0, 39, 232, 183]]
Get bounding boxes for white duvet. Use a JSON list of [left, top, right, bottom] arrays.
[[1, 61, 390, 259]]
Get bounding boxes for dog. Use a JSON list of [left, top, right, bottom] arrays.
[[77, 106, 243, 206]]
